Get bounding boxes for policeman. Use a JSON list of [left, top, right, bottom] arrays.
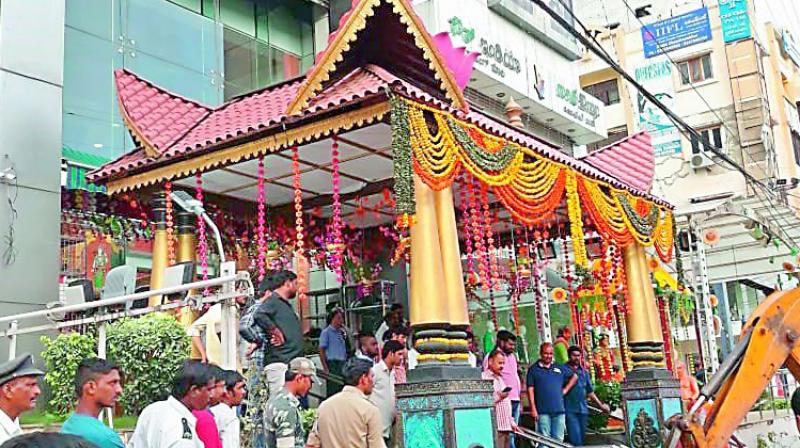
[[0, 353, 44, 444], [264, 357, 318, 448], [130, 360, 214, 448]]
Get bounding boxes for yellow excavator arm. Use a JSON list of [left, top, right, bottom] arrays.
[[667, 286, 800, 448]]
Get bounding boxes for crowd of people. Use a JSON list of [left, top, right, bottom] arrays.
[[0, 267, 615, 448], [483, 330, 611, 447]]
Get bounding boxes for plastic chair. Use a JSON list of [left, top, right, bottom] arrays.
[[102, 266, 137, 310]]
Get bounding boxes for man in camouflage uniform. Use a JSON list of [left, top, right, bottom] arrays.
[[264, 357, 317, 448]]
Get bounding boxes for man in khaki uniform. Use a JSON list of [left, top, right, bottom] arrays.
[[306, 358, 386, 448], [0, 354, 43, 444]]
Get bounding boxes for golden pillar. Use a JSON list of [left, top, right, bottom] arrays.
[[175, 211, 199, 336], [409, 175, 470, 367], [176, 211, 197, 263], [409, 175, 449, 325], [622, 243, 666, 368], [432, 186, 469, 326], [149, 193, 169, 307]]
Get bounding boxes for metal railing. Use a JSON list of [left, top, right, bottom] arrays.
[[1, 264, 253, 371]]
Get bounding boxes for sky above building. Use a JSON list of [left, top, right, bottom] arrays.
[[753, 0, 800, 36]]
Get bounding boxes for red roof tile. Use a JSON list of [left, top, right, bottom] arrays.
[[167, 78, 304, 157], [88, 66, 389, 183], [115, 69, 211, 155], [90, 69, 669, 207], [581, 132, 656, 192]]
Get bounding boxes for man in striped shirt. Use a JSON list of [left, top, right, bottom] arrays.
[[483, 349, 516, 448]]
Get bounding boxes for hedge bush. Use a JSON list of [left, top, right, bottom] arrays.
[[107, 313, 190, 415], [40, 332, 98, 415]]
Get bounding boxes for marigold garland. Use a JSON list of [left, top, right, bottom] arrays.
[[195, 173, 209, 296], [331, 135, 345, 282], [257, 157, 267, 283], [292, 146, 307, 304], [164, 181, 175, 266], [390, 97, 675, 258], [460, 173, 476, 276], [481, 185, 501, 291], [566, 172, 588, 267]]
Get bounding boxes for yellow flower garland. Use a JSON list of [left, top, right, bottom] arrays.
[[399, 98, 675, 260], [566, 171, 589, 267]]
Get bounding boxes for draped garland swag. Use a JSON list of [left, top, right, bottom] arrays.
[[390, 97, 674, 263]]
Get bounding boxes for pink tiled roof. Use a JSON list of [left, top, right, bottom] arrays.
[[580, 132, 656, 192], [90, 68, 669, 207], [88, 66, 391, 183], [115, 69, 211, 155], [166, 78, 304, 158]]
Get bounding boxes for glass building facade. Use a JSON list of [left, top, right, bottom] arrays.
[[63, 0, 317, 165]]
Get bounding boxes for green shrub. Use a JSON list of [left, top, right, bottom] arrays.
[[40, 332, 97, 416], [107, 313, 190, 415], [588, 379, 622, 431]]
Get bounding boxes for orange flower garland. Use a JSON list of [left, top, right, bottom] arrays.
[[291, 146, 307, 304], [392, 97, 675, 259]]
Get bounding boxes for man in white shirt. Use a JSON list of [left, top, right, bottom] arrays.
[[212, 370, 246, 448], [130, 360, 214, 448], [0, 354, 44, 444], [369, 340, 406, 446]]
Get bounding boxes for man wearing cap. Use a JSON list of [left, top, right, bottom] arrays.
[[0, 354, 43, 444], [264, 357, 317, 448]]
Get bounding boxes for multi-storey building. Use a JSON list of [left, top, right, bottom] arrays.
[[575, 0, 800, 366], [0, 0, 607, 358]]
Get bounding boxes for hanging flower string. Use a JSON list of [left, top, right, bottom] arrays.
[[257, 157, 267, 283], [529, 233, 544, 336], [390, 97, 675, 260], [292, 146, 308, 304], [469, 178, 489, 290], [658, 294, 674, 372], [460, 173, 476, 278], [330, 135, 345, 282], [164, 181, 175, 266], [480, 184, 501, 291], [195, 173, 209, 296]]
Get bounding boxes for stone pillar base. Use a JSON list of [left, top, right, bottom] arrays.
[[621, 368, 682, 447], [396, 374, 498, 448]]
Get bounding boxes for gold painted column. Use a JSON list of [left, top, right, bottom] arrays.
[[409, 175, 471, 369], [623, 243, 665, 368], [149, 193, 169, 307], [176, 211, 197, 264], [432, 186, 469, 326], [176, 211, 199, 335], [409, 175, 449, 325]]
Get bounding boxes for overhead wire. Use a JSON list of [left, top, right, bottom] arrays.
[[543, 0, 799, 248], [615, 0, 799, 244]]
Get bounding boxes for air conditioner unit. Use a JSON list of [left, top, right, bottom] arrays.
[[691, 152, 714, 170]]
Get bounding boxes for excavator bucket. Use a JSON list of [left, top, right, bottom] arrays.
[[681, 286, 800, 448]]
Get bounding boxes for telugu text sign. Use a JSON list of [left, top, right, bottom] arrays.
[[641, 8, 712, 58], [719, 0, 751, 43], [633, 58, 682, 157]]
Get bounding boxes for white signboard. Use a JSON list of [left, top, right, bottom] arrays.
[[438, 1, 530, 95], [549, 79, 605, 135], [633, 57, 682, 157]]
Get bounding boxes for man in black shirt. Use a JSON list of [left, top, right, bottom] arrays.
[[254, 270, 303, 397]]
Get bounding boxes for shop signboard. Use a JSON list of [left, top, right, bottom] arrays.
[[550, 81, 604, 135], [783, 30, 800, 69], [719, 0, 751, 43], [436, 0, 529, 95], [633, 58, 682, 157], [641, 8, 712, 58]]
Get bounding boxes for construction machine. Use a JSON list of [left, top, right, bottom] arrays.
[[666, 286, 800, 448]]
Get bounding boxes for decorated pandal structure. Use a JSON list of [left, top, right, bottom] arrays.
[[89, 0, 681, 445]]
